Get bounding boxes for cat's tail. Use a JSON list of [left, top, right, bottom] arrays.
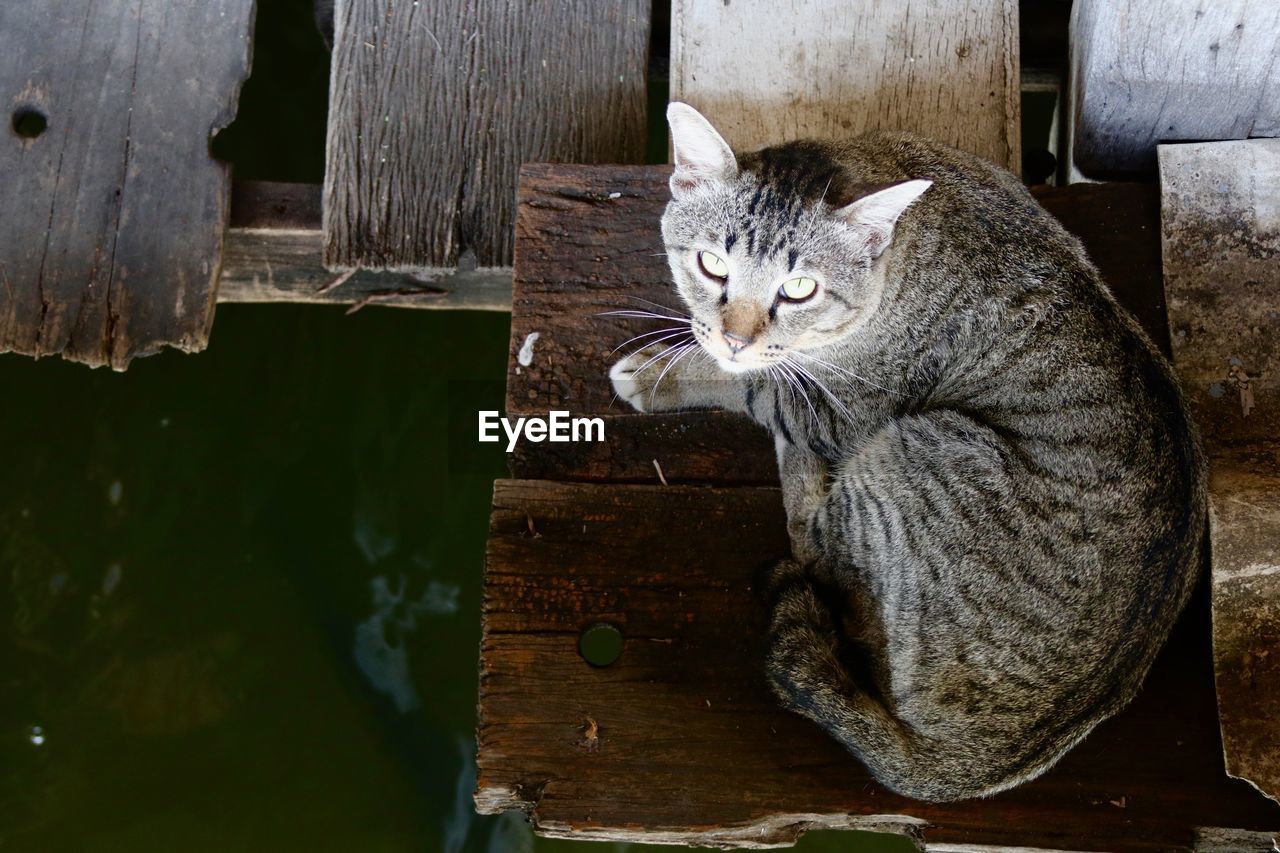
[[763, 559, 995, 803]]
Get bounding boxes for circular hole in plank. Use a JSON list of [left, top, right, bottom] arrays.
[[578, 623, 623, 667], [12, 107, 48, 139]]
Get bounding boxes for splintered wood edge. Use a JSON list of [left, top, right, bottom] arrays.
[[475, 783, 928, 850], [218, 229, 512, 311]]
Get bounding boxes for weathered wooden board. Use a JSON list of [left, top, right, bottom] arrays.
[[1071, 0, 1280, 174], [0, 0, 254, 369], [506, 165, 1165, 484], [220, 182, 511, 312], [1160, 140, 1280, 804], [323, 0, 650, 271], [477, 479, 1280, 850], [670, 0, 1020, 172]]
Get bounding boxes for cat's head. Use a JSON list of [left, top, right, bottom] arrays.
[[662, 103, 930, 374]]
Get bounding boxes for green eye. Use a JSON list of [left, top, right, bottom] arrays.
[[697, 251, 729, 280], [780, 276, 818, 301]]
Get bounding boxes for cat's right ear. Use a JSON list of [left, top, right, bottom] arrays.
[[667, 103, 738, 199]]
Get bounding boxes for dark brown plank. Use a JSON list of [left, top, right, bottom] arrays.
[[477, 480, 1280, 850], [323, 0, 650, 271], [0, 0, 253, 369], [506, 165, 1167, 484]]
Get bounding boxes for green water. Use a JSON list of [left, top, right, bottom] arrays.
[[0, 306, 909, 852]]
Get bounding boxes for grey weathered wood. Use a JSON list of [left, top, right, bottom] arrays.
[[670, 0, 1020, 172], [1072, 1, 1280, 174], [220, 229, 512, 312], [1160, 139, 1280, 805], [0, 0, 254, 369], [222, 180, 511, 311], [323, 0, 650, 271]]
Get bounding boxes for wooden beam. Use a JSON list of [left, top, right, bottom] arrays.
[[505, 165, 1166, 484], [323, 0, 650, 271], [0, 0, 254, 369], [478, 479, 1280, 850], [1160, 139, 1280, 804], [670, 0, 1020, 172], [217, 181, 512, 312], [1071, 1, 1280, 174], [219, 229, 511, 313]]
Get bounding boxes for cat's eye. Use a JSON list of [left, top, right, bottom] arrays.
[[780, 276, 818, 302], [697, 251, 729, 281]]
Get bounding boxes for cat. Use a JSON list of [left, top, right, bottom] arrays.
[[610, 103, 1206, 802]]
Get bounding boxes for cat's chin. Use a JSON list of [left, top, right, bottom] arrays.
[[715, 357, 762, 375]]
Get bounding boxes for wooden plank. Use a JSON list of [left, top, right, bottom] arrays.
[[670, 0, 1020, 172], [1160, 139, 1280, 804], [218, 180, 511, 311], [219, 229, 511, 313], [0, 0, 254, 369], [1071, 1, 1280, 174], [506, 165, 1166, 483], [323, 0, 649, 271], [477, 479, 1280, 851]]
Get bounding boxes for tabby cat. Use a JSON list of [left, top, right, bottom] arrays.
[[610, 103, 1205, 802]]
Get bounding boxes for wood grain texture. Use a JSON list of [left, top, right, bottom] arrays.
[[1071, 0, 1280, 174], [1160, 140, 1280, 803], [0, 0, 253, 369], [506, 164, 1166, 484], [221, 229, 511, 312], [221, 180, 511, 311], [323, 0, 649, 271], [477, 479, 1280, 850], [670, 0, 1020, 172]]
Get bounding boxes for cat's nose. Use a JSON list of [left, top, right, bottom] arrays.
[[722, 330, 753, 354]]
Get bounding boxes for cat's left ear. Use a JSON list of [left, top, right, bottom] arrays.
[[835, 179, 932, 258], [667, 102, 738, 199]]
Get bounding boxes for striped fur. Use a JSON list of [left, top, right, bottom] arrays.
[[611, 106, 1205, 802]]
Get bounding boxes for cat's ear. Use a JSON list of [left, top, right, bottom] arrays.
[[835, 179, 932, 258], [667, 102, 738, 199]]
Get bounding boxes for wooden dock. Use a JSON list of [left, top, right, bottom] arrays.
[[473, 165, 1280, 850]]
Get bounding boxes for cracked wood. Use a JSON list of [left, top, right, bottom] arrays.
[[322, 0, 650, 271], [1160, 140, 1280, 804], [0, 0, 253, 369], [478, 479, 1280, 850], [671, 0, 1021, 173]]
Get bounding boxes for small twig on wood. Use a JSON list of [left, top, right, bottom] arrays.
[[344, 286, 448, 315], [314, 268, 356, 296], [581, 716, 599, 750], [652, 459, 668, 486], [525, 513, 541, 539]]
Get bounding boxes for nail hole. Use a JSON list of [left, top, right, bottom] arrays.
[[578, 623, 623, 667], [12, 107, 48, 139]]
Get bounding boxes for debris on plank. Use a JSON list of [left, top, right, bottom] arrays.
[[518, 332, 540, 367]]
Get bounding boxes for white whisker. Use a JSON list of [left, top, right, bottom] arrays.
[[622, 295, 690, 319], [790, 350, 901, 396], [786, 357, 856, 423], [597, 309, 688, 322], [612, 326, 693, 354], [776, 359, 819, 428], [630, 337, 694, 377], [650, 342, 698, 407]]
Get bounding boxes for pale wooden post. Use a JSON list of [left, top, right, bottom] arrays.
[[1160, 139, 1280, 804], [670, 0, 1021, 172]]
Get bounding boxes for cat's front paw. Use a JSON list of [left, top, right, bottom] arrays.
[[609, 344, 688, 413]]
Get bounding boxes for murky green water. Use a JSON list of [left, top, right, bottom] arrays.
[[1, 306, 907, 852]]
